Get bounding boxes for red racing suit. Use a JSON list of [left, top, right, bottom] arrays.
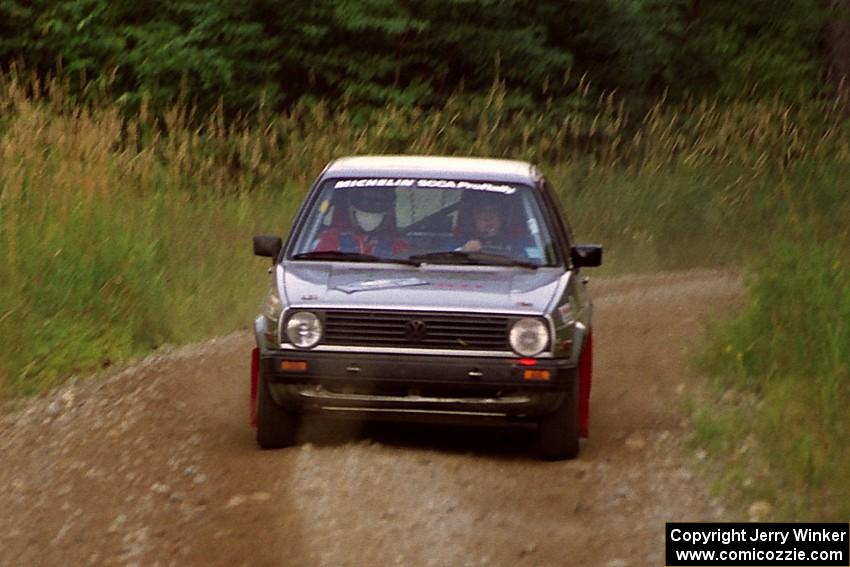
[[313, 229, 410, 257]]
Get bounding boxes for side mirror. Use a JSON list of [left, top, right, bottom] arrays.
[[253, 235, 283, 259], [571, 244, 602, 268]]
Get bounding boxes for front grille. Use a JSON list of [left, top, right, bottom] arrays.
[[322, 310, 510, 351]]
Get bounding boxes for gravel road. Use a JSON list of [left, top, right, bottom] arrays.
[[0, 270, 742, 567]]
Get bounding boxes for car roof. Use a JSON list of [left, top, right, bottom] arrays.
[[322, 155, 541, 185]]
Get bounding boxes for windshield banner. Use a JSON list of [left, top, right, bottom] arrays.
[[333, 178, 516, 194]]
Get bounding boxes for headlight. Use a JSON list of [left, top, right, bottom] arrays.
[[285, 311, 323, 348], [509, 318, 549, 357]]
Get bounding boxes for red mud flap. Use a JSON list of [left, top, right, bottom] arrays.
[[578, 331, 593, 438], [250, 347, 259, 427]]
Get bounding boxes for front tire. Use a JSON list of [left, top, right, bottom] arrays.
[[256, 370, 301, 449], [536, 380, 580, 460]]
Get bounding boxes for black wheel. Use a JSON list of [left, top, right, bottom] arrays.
[[256, 370, 301, 449], [536, 380, 580, 460]]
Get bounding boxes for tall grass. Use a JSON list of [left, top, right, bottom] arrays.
[[0, 76, 304, 396], [1, 68, 849, 399], [696, 232, 850, 520]]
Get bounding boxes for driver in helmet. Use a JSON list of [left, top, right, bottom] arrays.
[[313, 188, 409, 257]]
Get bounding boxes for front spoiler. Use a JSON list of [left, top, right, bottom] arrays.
[[261, 350, 576, 423]]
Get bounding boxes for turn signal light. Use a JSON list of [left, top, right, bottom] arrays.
[[280, 360, 308, 372], [523, 369, 551, 381]]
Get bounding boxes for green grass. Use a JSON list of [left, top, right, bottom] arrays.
[[0, 94, 305, 396], [695, 232, 850, 520], [553, 158, 850, 274], [0, 167, 303, 396]]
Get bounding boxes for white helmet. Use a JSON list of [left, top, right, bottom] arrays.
[[348, 189, 395, 233]]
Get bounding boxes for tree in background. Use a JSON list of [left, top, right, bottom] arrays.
[[685, 0, 829, 99], [1, 0, 279, 112], [266, 0, 570, 107], [0, 0, 837, 115]]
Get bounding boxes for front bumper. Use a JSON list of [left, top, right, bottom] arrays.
[[260, 350, 576, 424]]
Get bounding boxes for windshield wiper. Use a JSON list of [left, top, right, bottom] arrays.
[[293, 250, 421, 266], [407, 251, 538, 270]]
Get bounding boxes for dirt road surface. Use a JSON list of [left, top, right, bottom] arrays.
[[0, 270, 742, 567]]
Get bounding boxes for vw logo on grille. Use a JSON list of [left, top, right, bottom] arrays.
[[404, 320, 428, 343]]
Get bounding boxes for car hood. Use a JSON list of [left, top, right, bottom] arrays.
[[279, 261, 566, 315]]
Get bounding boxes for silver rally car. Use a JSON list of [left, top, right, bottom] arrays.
[[251, 156, 601, 459]]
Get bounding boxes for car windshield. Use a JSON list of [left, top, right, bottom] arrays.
[[289, 178, 559, 267]]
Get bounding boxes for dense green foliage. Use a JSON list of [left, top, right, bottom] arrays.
[[0, 0, 835, 114], [684, 0, 829, 98]]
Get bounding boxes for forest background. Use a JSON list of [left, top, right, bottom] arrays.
[[0, 0, 843, 112]]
